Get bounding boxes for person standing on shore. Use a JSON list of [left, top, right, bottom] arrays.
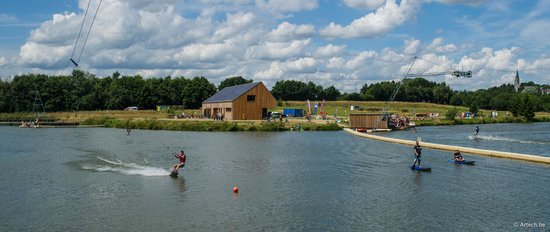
[[411, 140, 422, 168]]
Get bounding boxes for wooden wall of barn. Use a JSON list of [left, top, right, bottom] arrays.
[[349, 113, 389, 129], [232, 83, 276, 120]]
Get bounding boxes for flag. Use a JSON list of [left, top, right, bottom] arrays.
[[320, 99, 326, 114], [307, 99, 311, 115]]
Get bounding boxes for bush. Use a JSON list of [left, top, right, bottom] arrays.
[[445, 108, 459, 120]]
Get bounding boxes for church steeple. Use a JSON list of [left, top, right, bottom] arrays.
[[514, 70, 520, 92]]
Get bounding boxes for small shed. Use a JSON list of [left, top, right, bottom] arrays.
[[349, 113, 389, 129], [283, 108, 304, 117], [202, 82, 276, 120]]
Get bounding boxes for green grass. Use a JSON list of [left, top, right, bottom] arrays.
[[2, 101, 548, 131], [80, 117, 342, 131]]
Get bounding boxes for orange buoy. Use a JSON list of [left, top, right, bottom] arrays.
[[233, 186, 239, 193]]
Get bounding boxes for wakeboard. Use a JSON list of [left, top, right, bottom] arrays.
[[448, 160, 475, 165], [410, 165, 431, 171], [170, 171, 178, 178]]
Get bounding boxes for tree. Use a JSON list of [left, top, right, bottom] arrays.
[[445, 107, 460, 120], [432, 83, 453, 104], [271, 80, 310, 100], [182, 76, 217, 109], [340, 92, 364, 101], [510, 94, 536, 120], [519, 95, 536, 121], [469, 103, 479, 116], [490, 93, 514, 110], [218, 76, 253, 91], [322, 86, 341, 101]]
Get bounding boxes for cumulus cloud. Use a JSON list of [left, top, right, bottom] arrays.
[[403, 38, 421, 55], [213, 12, 256, 41], [315, 44, 346, 57], [426, 37, 457, 53], [458, 47, 520, 71], [255, 0, 318, 13], [433, 0, 485, 6], [326, 57, 345, 69], [343, 0, 386, 9], [0, 57, 7, 67], [346, 50, 377, 69], [267, 22, 315, 42], [320, 0, 422, 39], [247, 39, 311, 60], [4, 0, 548, 92], [254, 57, 317, 80]]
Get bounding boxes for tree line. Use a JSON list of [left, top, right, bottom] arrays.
[[0, 70, 217, 112], [0, 71, 548, 118]]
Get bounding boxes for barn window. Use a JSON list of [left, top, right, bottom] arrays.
[[226, 108, 232, 112], [247, 95, 256, 102]]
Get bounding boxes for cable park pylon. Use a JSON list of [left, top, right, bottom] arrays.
[[377, 56, 474, 128], [66, 0, 103, 71]]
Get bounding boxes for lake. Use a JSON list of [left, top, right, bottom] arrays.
[[1, 124, 549, 231]]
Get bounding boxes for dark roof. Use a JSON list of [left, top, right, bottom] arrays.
[[203, 82, 261, 103]]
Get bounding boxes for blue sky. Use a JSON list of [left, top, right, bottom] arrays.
[[0, 0, 549, 92]]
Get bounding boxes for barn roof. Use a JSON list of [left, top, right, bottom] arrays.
[[203, 82, 261, 103]]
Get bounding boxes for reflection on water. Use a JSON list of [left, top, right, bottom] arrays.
[[0, 126, 549, 231]]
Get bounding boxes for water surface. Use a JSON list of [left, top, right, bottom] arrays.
[[1, 125, 549, 231]]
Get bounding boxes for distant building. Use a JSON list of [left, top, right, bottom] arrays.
[[202, 82, 276, 120], [541, 87, 550, 95], [522, 86, 539, 94], [514, 70, 520, 92]]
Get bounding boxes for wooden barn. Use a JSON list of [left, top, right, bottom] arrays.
[[202, 82, 276, 120], [348, 113, 389, 129]]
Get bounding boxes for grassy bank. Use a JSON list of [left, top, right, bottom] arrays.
[[2, 101, 549, 131], [80, 117, 341, 131]]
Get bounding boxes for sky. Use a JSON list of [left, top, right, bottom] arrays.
[[0, 0, 549, 92]]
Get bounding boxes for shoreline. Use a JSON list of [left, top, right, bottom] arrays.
[[1, 109, 549, 131]]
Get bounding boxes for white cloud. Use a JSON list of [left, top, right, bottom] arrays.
[[254, 57, 317, 80], [18, 42, 73, 68], [255, 0, 318, 13], [285, 57, 317, 72], [315, 44, 346, 57], [320, 0, 422, 39], [0, 57, 7, 67], [346, 50, 377, 69], [426, 37, 457, 53], [248, 39, 311, 60], [403, 38, 421, 55], [433, 0, 485, 6], [326, 57, 345, 69], [343, 0, 386, 9], [4, 0, 548, 93], [174, 41, 240, 66], [213, 12, 256, 41], [267, 22, 315, 42]]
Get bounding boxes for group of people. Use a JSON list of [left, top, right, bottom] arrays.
[[411, 141, 465, 168], [213, 112, 225, 121], [411, 126, 479, 168], [19, 117, 40, 128]]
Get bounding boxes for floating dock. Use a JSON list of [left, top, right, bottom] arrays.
[[344, 128, 550, 165]]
